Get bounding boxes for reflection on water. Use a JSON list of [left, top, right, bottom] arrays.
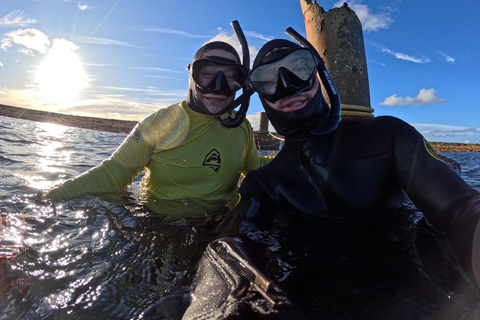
[[0, 116, 217, 319], [33, 122, 72, 174], [0, 115, 480, 319]]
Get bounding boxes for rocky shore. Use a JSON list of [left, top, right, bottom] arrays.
[[1, 104, 479, 153], [430, 143, 480, 153], [0, 104, 137, 134]]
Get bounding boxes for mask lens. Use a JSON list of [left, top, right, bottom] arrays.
[[191, 58, 248, 93], [250, 49, 316, 95]]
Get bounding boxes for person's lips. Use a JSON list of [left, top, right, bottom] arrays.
[[204, 94, 229, 102], [277, 95, 309, 112]]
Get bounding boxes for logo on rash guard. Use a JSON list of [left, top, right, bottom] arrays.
[[203, 149, 221, 173], [129, 126, 141, 142]]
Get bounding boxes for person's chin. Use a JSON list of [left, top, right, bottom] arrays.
[[202, 96, 232, 114]]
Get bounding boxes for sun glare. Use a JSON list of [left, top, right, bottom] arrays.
[[36, 49, 88, 102]]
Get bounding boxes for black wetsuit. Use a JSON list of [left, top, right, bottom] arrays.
[[183, 38, 480, 319], [182, 116, 480, 320], [220, 116, 480, 277]]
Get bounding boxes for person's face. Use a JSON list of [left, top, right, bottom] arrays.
[[194, 49, 238, 114], [264, 76, 319, 112]]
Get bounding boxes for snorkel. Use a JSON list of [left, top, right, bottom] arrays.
[[285, 27, 341, 135], [220, 20, 255, 128]]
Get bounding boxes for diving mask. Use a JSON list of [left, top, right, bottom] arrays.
[[249, 48, 317, 103], [188, 56, 249, 96]]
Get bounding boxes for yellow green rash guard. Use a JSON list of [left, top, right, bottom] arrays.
[[46, 101, 271, 207]]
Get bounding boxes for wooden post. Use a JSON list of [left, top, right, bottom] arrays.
[[255, 112, 281, 150], [258, 111, 269, 133], [300, 1, 374, 119]]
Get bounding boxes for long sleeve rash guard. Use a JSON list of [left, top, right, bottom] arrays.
[[46, 101, 271, 205]]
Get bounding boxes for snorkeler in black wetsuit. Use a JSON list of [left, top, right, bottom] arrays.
[[182, 38, 480, 320]]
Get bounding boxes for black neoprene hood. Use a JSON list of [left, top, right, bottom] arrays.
[[187, 41, 241, 115], [253, 39, 301, 67], [253, 39, 335, 137]]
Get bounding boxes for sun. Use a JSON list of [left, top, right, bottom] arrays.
[[36, 48, 88, 102]]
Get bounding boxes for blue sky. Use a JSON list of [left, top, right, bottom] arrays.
[[1, 0, 480, 143]]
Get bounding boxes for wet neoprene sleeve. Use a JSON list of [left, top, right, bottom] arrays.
[[393, 124, 480, 277], [218, 117, 480, 278], [46, 101, 271, 202]]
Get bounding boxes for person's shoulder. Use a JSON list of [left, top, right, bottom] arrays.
[[135, 102, 188, 142], [372, 115, 409, 126], [151, 102, 184, 117], [341, 116, 411, 132], [337, 116, 416, 156], [348, 115, 408, 125], [140, 102, 186, 125], [371, 116, 416, 136]]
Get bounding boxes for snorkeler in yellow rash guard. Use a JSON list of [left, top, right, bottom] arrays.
[[46, 41, 271, 214]]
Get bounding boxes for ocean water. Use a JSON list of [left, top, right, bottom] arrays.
[[0, 116, 214, 320], [1, 115, 480, 319]]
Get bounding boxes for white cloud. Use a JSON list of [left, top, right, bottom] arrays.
[[51, 38, 79, 52], [444, 56, 455, 63], [246, 113, 260, 130], [206, 33, 258, 67], [0, 10, 36, 26], [439, 52, 455, 63], [334, 1, 393, 31], [244, 31, 273, 42], [413, 124, 480, 144], [246, 112, 276, 132], [381, 48, 430, 63], [380, 88, 446, 106], [1, 28, 50, 54], [78, 4, 92, 11], [1, 28, 81, 59]]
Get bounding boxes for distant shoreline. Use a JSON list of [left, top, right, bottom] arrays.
[[0, 104, 137, 134], [0, 104, 479, 153], [429, 143, 480, 153]]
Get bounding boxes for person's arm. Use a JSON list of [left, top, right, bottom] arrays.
[[46, 124, 152, 201], [394, 124, 480, 286]]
